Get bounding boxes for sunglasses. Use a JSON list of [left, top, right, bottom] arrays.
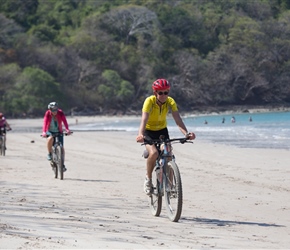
[[51, 109, 58, 112], [157, 91, 169, 96]]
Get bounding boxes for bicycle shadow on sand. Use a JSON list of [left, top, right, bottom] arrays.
[[65, 178, 117, 183], [183, 217, 285, 228]]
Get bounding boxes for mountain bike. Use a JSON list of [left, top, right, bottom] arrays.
[[41, 132, 72, 180], [142, 135, 193, 222], [0, 127, 11, 156]]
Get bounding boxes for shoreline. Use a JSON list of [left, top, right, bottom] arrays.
[[7, 107, 290, 151], [8, 105, 290, 123], [183, 105, 290, 117]]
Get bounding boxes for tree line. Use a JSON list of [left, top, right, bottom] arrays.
[[1, 0, 290, 117]]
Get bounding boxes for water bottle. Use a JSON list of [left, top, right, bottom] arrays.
[[143, 149, 149, 159], [155, 160, 163, 181], [155, 165, 160, 176]]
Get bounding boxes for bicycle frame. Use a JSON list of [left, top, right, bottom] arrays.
[[52, 134, 62, 158]]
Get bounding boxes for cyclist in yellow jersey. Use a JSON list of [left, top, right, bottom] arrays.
[[136, 79, 195, 195]]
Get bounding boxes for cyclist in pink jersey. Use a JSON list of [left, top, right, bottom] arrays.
[[41, 102, 71, 171], [136, 79, 195, 195], [0, 112, 12, 149]]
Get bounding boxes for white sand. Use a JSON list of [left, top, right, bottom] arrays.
[[1, 118, 290, 249]]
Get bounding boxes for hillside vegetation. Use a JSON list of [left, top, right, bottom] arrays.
[[1, 0, 290, 117]]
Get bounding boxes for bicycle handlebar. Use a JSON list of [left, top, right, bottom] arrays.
[[0, 127, 11, 131], [141, 135, 193, 146], [40, 132, 73, 138]]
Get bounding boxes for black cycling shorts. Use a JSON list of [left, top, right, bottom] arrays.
[[144, 127, 170, 141], [49, 131, 64, 146]]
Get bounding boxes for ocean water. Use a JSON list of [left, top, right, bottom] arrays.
[[70, 111, 290, 150]]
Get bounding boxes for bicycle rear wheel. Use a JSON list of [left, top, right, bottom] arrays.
[[0, 138, 3, 156], [55, 145, 64, 180], [149, 168, 162, 217], [164, 161, 183, 222]]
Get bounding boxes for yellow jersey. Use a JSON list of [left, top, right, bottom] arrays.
[[142, 95, 178, 131]]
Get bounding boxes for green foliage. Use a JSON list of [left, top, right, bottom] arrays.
[[3, 67, 62, 115], [99, 70, 134, 111], [228, 17, 265, 50], [0, 0, 39, 29], [0, 13, 23, 49], [1, 0, 290, 116], [0, 63, 21, 83], [99, 5, 158, 45], [280, 0, 290, 10], [28, 24, 58, 41], [117, 80, 135, 101]]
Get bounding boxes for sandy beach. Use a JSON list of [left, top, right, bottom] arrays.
[[1, 117, 290, 249]]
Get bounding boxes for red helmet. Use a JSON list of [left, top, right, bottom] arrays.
[[0, 113, 3, 119], [152, 79, 170, 91]]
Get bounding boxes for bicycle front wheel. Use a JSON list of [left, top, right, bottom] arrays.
[[55, 145, 64, 180], [163, 161, 183, 222], [149, 168, 162, 217], [1, 140, 5, 156], [51, 159, 58, 179]]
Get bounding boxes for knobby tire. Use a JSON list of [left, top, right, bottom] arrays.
[[0, 137, 3, 156], [56, 145, 64, 180], [149, 167, 162, 216], [53, 162, 58, 178], [164, 161, 183, 222], [1, 139, 5, 156], [50, 146, 57, 178]]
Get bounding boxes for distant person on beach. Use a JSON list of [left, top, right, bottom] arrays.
[[231, 116, 236, 123], [136, 79, 195, 195], [0, 112, 12, 149], [249, 116, 252, 122], [41, 102, 72, 171], [204, 120, 208, 124], [222, 117, 225, 123]]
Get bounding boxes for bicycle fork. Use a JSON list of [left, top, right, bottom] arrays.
[[50, 145, 57, 167], [53, 143, 62, 160], [157, 143, 176, 196]]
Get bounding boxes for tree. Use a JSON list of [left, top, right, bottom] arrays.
[[100, 5, 158, 44], [3, 67, 62, 116], [98, 69, 134, 112], [0, 13, 23, 50], [0, 0, 39, 29], [0, 63, 21, 112]]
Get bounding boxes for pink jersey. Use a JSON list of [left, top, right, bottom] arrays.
[[0, 117, 6, 128], [42, 109, 69, 133]]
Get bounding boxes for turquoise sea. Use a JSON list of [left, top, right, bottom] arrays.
[[70, 111, 290, 150]]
